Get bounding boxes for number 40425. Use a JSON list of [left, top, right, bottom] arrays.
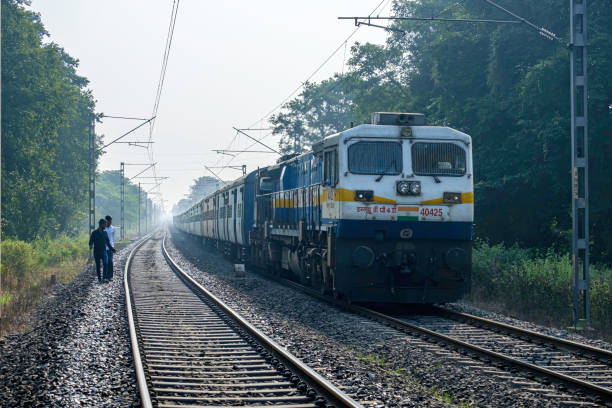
[[420, 207, 444, 217]]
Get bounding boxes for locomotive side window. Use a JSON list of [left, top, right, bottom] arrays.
[[348, 142, 402, 175], [411, 142, 466, 176], [323, 149, 338, 185]]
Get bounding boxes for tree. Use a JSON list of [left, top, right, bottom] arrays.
[[95, 171, 155, 237], [1, 0, 96, 240], [172, 176, 221, 214], [268, 0, 612, 262]]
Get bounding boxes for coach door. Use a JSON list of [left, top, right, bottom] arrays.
[[236, 187, 243, 245], [223, 191, 229, 241], [228, 189, 236, 243], [213, 195, 219, 241], [231, 189, 237, 244]]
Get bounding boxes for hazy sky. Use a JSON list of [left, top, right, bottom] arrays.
[[28, 1, 389, 211]]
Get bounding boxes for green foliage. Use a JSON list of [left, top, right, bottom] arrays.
[[1, 0, 96, 241], [33, 235, 89, 267], [472, 241, 612, 338], [0, 235, 89, 335], [270, 0, 612, 264], [1, 235, 88, 292], [172, 176, 222, 214], [429, 385, 455, 404], [1, 240, 36, 290], [96, 170, 156, 238]]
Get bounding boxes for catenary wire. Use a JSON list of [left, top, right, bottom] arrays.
[[214, 0, 392, 178], [145, 0, 181, 211]]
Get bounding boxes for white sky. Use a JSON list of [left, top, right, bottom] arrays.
[[29, 1, 389, 211]]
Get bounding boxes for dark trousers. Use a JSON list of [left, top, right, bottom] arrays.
[[94, 251, 108, 282], [106, 250, 114, 280]]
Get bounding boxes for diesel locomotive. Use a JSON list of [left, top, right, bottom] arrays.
[[174, 112, 473, 303]]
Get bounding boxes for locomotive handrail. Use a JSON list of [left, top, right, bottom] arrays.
[[343, 135, 470, 145], [255, 182, 323, 198]]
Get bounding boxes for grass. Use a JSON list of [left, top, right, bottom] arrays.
[[0, 235, 89, 336], [469, 241, 612, 340], [347, 345, 474, 406], [429, 385, 454, 403]]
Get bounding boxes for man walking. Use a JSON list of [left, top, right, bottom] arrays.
[[89, 219, 116, 284], [104, 215, 116, 280]]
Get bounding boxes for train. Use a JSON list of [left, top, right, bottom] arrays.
[[174, 112, 473, 303]]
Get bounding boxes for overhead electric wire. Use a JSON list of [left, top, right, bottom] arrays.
[[144, 0, 181, 211], [213, 0, 392, 178]]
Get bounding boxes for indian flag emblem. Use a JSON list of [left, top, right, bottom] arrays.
[[397, 206, 419, 221]]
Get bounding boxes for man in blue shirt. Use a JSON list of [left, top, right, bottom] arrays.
[[104, 215, 116, 280], [89, 219, 116, 284]]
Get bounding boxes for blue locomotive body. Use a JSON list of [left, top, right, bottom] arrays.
[[175, 113, 473, 303]]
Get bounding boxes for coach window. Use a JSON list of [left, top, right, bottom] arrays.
[[411, 142, 466, 176], [324, 149, 338, 186], [348, 141, 402, 175]]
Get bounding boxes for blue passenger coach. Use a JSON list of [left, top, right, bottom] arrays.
[[175, 112, 473, 303]]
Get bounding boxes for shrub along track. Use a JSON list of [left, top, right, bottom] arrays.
[[125, 231, 360, 407], [280, 279, 612, 406]]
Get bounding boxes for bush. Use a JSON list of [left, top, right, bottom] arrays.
[[1, 239, 37, 290], [470, 241, 612, 339], [1, 235, 89, 292], [33, 235, 89, 267], [1, 235, 90, 335]]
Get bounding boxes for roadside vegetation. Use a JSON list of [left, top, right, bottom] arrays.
[[470, 242, 612, 340], [96, 170, 157, 239], [0, 236, 89, 335]]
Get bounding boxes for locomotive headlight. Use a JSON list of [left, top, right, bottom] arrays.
[[397, 181, 421, 195], [397, 181, 411, 195]]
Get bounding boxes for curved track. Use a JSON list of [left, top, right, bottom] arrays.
[[125, 232, 361, 407]]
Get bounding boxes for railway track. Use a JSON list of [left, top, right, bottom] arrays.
[[274, 277, 612, 405], [124, 232, 361, 408]]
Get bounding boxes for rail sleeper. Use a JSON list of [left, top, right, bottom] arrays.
[[125, 232, 360, 408]]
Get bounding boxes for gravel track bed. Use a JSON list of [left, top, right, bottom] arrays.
[[445, 302, 612, 352], [0, 243, 140, 407], [168, 229, 599, 407]]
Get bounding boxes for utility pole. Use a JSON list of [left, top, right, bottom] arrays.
[[89, 116, 96, 234], [138, 182, 141, 237], [570, 0, 589, 328], [340, 0, 591, 329], [120, 162, 125, 240], [96, 115, 155, 240]]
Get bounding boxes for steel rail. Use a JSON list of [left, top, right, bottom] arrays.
[[160, 234, 362, 408], [124, 233, 156, 408], [349, 304, 612, 403], [432, 306, 612, 363], [168, 230, 611, 403], [267, 277, 612, 402]]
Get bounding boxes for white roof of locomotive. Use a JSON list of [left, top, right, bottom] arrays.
[[329, 124, 472, 145]]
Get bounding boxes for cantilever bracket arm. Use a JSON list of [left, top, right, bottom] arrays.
[[232, 127, 280, 154]]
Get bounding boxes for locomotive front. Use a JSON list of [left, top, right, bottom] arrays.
[[320, 112, 473, 303]]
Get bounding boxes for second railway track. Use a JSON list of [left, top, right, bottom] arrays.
[[124, 232, 361, 408], [272, 270, 612, 405]]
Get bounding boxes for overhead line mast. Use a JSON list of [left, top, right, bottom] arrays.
[[339, 0, 590, 328]]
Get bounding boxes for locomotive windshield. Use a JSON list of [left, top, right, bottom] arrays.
[[348, 141, 402, 175], [411, 142, 466, 176]]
